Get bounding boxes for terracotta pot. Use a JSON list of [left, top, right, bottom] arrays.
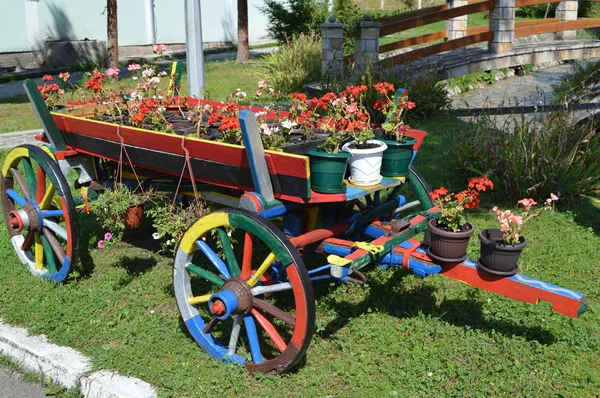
[[427, 218, 474, 263], [478, 228, 526, 275], [123, 202, 145, 229]]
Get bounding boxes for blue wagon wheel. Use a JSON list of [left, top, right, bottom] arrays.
[[1, 145, 79, 283], [174, 207, 315, 374]]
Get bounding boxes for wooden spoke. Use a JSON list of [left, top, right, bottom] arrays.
[[253, 297, 296, 327], [34, 234, 44, 270], [195, 240, 231, 279], [41, 234, 58, 274], [44, 220, 67, 241], [241, 232, 253, 279], [186, 263, 224, 287], [188, 294, 212, 305], [42, 227, 66, 264], [227, 315, 243, 356], [247, 252, 276, 287], [10, 168, 31, 201], [251, 309, 287, 352], [35, 165, 47, 203], [20, 230, 35, 252], [243, 314, 263, 364], [217, 228, 240, 277], [22, 158, 37, 199], [39, 185, 56, 210]]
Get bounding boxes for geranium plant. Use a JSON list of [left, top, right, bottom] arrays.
[[373, 82, 416, 142], [37, 74, 64, 110], [429, 176, 494, 232], [491, 194, 558, 244]]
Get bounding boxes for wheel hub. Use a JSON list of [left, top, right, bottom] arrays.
[[8, 203, 41, 233], [208, 278, 254, 320]]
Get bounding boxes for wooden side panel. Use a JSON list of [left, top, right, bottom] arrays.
[[51, 114, 311, 199], [380, 31, 446, 54]]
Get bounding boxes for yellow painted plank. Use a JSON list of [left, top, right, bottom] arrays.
[[247, 252, 277, 287], [179, 212, 229, 254]]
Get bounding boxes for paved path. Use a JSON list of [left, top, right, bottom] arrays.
[[0, 366, 45, 398], [0, 130, 43, 149]]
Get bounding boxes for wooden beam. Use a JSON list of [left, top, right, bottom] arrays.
[[515, 18, 600, 36], [382, 31, 493, 66], [377, 4, 448, 27], [516, 0, 561, 6], [466, 18, 560, 35], [380, 0, 495, 37], [380, 31, 446, 54]]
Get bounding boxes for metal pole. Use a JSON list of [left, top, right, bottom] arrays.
[[184, 0, 205, 98]]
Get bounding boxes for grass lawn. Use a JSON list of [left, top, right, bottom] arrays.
[[0, 60, 267, 134], [0, 114, 598, 397]]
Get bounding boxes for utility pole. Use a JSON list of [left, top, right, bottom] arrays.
[[184, 0, 205, 97]]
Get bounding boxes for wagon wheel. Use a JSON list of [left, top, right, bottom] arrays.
[[1, 145, 79, 283], [174, 207, 315, 374], [352, 165, 434, 218]]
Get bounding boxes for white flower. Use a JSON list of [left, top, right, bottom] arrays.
[[281, 119, 297, 130], [149, 77, 160, 85], [158, 71, 168, 77], [260, 123, 272, 136], [427, 372, 433, 377], [166, 239, 173, 246], [132, 76, 138, 80], [255, 111, 267, 117], [152, 232, 161, 239], [150, 310, 155, 314], [142, 68, 155, 78], [234, 89, 247, 99]]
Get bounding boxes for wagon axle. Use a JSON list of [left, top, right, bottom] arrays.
[[208, 278, 254, 320]]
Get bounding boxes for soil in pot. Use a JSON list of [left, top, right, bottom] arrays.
[[478, 228, 526, 275], [381, 137, 416, 177], [342, 140, 387, 186], [307, 149, 351, 194], [427, 218, 474, 263]]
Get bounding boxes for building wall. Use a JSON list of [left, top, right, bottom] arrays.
[[0, 0, 275, 54]]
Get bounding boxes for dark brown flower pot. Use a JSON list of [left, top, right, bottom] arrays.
[[124, 202, 146, 229], [427, 219, 474, 263], [478, 228, 526, 276]]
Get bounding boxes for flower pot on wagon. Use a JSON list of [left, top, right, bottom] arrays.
[[380, 137, 416, 177], [342, 140, 387, 186], [124, 201, 146, 229], [477, 228, 526, 276], [307, 149, 351, 194], [427, 218, 475, 263]]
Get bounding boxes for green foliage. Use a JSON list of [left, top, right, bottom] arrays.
[[91, 183, 150, 242], [552, 60, 600, 104], [333, 0, 363, 54], [404, 68, 451, 122], [517, 0, 593, 18], [259, 0, 330, 43], [523, 64, 534, 74], [451, 112, 600, 200], [147, 200, 205, 254], [263, 32, 322, 94], [447, 71, 498, 93]]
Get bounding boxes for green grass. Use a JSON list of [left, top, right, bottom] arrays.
[[0, 114, 598, 397], [0, 60, 268, 134]]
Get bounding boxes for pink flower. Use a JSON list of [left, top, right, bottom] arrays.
[[258, 80, 267, 89], [128, 63, 141, 72], [508, 215, 523, 226], [492, 206, 499, 212], [58, 72, 70, 82], [58, 89, 65, 94], [517, 198, 537, 211], [104, 232, 112, 241], [97, 240, 105, 249], [107, 68, 120, 78], [550, 193, 558, 201], [154, 44, 167, 55]]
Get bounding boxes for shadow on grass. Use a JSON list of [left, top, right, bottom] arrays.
[[568, 195, 600, 235], [316, 268, 556, 345], [0, 94, 30, 105]]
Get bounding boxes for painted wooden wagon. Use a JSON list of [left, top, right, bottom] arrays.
[[1, 80, 588, 374]]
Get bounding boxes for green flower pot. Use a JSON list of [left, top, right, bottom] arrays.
[[381, 137, 416, 177], [307, 149, 351, 194]]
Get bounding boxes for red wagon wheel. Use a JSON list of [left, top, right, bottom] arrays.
[[173, 207, 315, 374], [1, 145, 79, 283]]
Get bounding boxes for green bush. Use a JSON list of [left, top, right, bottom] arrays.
[[517, 0, 593, 18], [451, 112, 600, 200], [552, 60, 600, 104], [404, 68, 451, 121], [333, 0, 363, 54], [259, 0, 330, 43], [263, 32, 322, 94]]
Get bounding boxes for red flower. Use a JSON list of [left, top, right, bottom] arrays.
[[374, 82, 394, 95], [42, 74, 53, 82], [84, 70, 106, 93], [343, 85, 368, 99], [208, 113, 223, 125], [307, 97, 320, 110], [468, 176, 494, 192], [429, 187, 448, 200], [402, 101, 416, 110], [374, 98, 391, 111], [219, 116, 240, 131], [223, 102, 238, 114], [131, 113, 145, 125], [290, 92, 307, 102], [456, 189, 481, 209], [318, 92, 337, 109]]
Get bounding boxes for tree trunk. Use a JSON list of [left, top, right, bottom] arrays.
[[236, 0, 249, 63], [107, 0, 119, 69]]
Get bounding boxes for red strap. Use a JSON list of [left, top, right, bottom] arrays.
[[401, 238, 421, 269]]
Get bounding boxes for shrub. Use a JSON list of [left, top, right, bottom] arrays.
[[333, 0, 363, 54], [451, 112, 600, 200], [517, 0, 593, 18], [263, 32, 322, 94], [259, 0, 330, 43], [404, 68, 451, 121], [552, 60, 600, 104]]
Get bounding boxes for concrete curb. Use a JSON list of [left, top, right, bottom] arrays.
[[0, 129, 43, 149], [0, 319, 156, 397]]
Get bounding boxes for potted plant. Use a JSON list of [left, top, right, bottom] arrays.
[[342, 129, 387, 186], [373, 83, 417, 177], [478, 194, 558, 275], [91, 183, 154, 243], [427, 176, 494, 263]]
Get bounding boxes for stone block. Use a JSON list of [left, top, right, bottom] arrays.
[[364, 40, 378, 52], [489, 41, 513, 53], [321, 27, 344, 39], [532, 51, 555, 64], [43, 40, 106, 68], [494, 0, 515, 8], [490, 19, 515, 32], [360, 28, 380, 40], [555, 30, 577, 40], [321, 38, 331, 50]]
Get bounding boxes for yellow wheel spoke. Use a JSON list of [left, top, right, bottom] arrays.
[[247, 252, 277, 287], [35, 234, 44, 270], [40, 185, 56, 209], [188, 294, 212, 305]]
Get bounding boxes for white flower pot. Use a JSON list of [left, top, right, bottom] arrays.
[[342, 140, 388, 186]]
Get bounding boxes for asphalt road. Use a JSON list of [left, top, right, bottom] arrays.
[[0, 366, 45, 398]]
